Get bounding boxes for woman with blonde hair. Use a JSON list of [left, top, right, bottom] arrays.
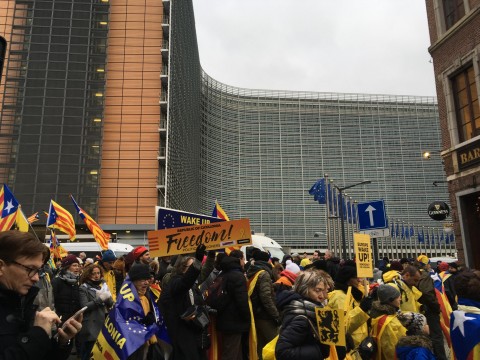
[[275, 271, 330, 359]]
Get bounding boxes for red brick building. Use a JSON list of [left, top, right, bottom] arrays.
[[425, 0, 480, 268]]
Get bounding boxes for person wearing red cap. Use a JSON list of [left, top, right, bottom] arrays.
[[133, 246, 152, 265]]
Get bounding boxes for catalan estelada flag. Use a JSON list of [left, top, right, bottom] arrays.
[[0, 184, 20, 231], [211, 200, 230, 221], [47, 200, 76, 240], [28, 212, 39, 224], [71, 195, 109, 250], [450, 298, 480, 360]]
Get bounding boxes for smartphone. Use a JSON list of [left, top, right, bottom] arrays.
[[53, 306, 87, 339]]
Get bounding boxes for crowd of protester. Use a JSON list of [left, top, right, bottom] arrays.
[[1, 229, 479, 360]]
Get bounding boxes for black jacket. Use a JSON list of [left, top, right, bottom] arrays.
[[0, 284, 71, 360], [51, 273, 81, 321], [215, 256, 250, 333], [275, 290, 329, 360]]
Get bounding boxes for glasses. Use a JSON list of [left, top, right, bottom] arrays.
[[10, 260, 42, 278]]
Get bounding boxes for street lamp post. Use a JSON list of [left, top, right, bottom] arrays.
[[336, 180, 372, 260]]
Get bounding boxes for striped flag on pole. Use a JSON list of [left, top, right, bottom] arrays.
[[71, 195, 110, 250], [28, 212, 39, 224], [47, 200, 76, 240]]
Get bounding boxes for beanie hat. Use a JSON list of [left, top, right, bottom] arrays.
[[309, 260, 328, 272], [449, 262, 458, 270], [334, 265, 358, 285], [417, 255, 429, 265], [438, 262, 449, 272], [133, 246, 149, 260], [253, 250, 270, 262], [389, 261, 403, 271], [128, 264, 152, 281], [397, 312, 428, 335], [102, 250, 117, 262], [85, 258, 94, 265], [400, 258, 409, 265], [61, 254, 80, 268], [285, 260, 301, 274], [300, 258, 312, 268], [377, 284, 401, 304]]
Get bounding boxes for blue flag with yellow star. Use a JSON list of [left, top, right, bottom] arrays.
[[450, 298, 480, 360], [91, 277, 171, 359]]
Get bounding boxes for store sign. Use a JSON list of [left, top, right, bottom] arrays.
[[428, 201, 450, 221], [457, 138, 480, 171]]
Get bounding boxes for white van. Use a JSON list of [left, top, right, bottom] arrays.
[[58, 242, 134, 259], [241, 233, 286, 260]]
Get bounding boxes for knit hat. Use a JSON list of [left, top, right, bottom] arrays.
[[334, 265, 358, 285], [85, 258, 94, 265], [252, 249, 270, 262], [397, 312, 428, 335], [437, 262, 449, 272], [448, 262, 458, 270], [417, 254, 429, 265], [300, 258, 312, 268], [128, 264, 152, 281], [101, 250, 117, 262], [389, 261, 403, 271], [377, 284, 401, 304], [61, 254, 80, 268], [132, 246, 149, 260], [285, 260, 301, 274]]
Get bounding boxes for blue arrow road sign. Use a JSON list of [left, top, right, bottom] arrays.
[[357, 200, 387, 231]]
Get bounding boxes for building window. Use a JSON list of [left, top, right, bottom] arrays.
[[452, 65, 480, 142], [442, 0, 465, 30]]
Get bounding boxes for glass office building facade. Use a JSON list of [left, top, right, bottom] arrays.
[[0, 0, 449, 249]]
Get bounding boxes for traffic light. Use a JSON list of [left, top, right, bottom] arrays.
[[0, 36, 6, 83]]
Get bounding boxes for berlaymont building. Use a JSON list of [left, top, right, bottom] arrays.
[[0, 0, 453, 256]]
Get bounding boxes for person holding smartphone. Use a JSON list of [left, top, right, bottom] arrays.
[[0, 230, 82, 360]]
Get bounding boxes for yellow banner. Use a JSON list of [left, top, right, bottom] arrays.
[[91, 330, 121, 360], [148, 218, 252, 257], [354, 233, 373, 278], [315, 307, 346, 347]]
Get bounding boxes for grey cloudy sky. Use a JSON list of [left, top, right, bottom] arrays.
[[192, 0, 437, 97]]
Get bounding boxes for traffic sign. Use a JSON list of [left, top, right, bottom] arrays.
[[357, 200, 387, 231]]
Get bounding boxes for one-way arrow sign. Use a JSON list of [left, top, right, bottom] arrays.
[[357, 200, 387, 231]]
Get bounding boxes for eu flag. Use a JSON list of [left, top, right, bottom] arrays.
[[418, 230, 424, 244], [309, 178, 326, 204]]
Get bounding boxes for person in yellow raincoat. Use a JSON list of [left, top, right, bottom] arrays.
[[327, 265, 370, 358], [382, 264, 423, 313], [370, 285, 407, 360]]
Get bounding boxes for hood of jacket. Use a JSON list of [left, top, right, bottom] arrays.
[[397, 334, 433, 351], [370, 300, 399, 318], [279, 269, 297, 284], [382, 269, 401, 283], [276, 290, 320, 320], [246, 260, 273, 279], [219, 256, 242, 272]]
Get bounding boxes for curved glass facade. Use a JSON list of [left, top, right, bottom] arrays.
[[200, 74, 447, 249]]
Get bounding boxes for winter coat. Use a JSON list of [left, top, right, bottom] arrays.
[[215, 256, 250, 333], [382, 271, 422, 312], [51, 272, 81, 321], [159, 259, 207, 360], [275, 290, 330, 359], [33, 271, 55, 311], [370, 301, 407, 360], [0, 284, 71, 360], [246, 260, 279, 323], [327, 283, 369, 347], [396, 334, 436, 360], [77, 280, 113, 343], [417, 269, 440, 314]]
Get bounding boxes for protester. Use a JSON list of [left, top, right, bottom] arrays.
[[215, 255, 251, 360], [132, 246, 153, 265], [78, 264, 113, 360], [97, 249, 118, 301], [0, 231, 81, 359], [415, 255, 448, 360], [396, 312, 435, 360], [159, 245, 210, 360], [33, 263, 55, 311], [273, 260, 300, 293], [52, 254, 81, 322], [450, 269, 480, 360], [383, 264, 422, 312], [200, 252, 226, 294], [370, 284, 407, 360], [247, 249, 279, 358], [324, 249, 340, 279], [275, 270, 330, 359], [443, 262, 459, 309]]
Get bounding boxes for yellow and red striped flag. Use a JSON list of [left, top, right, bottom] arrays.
[[71, 195, 109, 250], [47, 200, 76, 240], [212, 200, 239, 254], [28, 212, 39, 224]]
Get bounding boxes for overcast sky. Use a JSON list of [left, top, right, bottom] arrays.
[[192, 0, 437, 97]]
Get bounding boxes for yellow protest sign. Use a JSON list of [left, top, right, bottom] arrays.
[[315, 307, 346, 347], [354, 233, 373, 278], [148, 218, 252, 257]]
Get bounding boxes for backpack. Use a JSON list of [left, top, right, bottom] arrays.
[[205, 274, 229, 311]]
